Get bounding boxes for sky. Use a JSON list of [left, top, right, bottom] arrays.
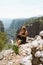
[[0, 0, 43, 19]]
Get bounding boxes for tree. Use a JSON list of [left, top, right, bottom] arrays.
[[0, 32, 8, 51]]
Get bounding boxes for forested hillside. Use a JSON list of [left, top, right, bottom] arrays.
[[6, 16, 43, 40], [0, 21, 4, 32], [6, 19, 29, 40], [25, 16, 43, 37]]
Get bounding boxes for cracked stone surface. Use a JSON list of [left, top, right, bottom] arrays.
[[0, 36, 43, 65]]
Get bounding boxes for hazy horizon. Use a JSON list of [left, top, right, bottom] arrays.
[[0, 0, 43, 19]]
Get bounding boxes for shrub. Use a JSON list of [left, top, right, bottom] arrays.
[[12, 45, 19, 54], [0, 32, 8, 51]]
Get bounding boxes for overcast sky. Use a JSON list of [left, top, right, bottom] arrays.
[[0, 0, 43, 19]]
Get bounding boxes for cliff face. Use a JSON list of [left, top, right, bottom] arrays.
[[17, 21, 43, 38], [0, 35, 43, 65], [26, 22, 41, 38], [27, 21, 43, 38], [0, 21, 4, 32], [6, 19, 28, 40], [6, 16, 43, 39]]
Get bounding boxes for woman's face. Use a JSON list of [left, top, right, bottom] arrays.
[[21, 28, 26, 32]]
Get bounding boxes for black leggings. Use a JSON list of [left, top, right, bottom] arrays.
[[17, 35, 26, 44]]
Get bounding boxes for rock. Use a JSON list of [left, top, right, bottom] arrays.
[[0, 53, 3, 60], [36, 36, 41, 40], [31, 40, 38, 47], [20, 59, 32, 65], [39, 64, 43, 65], [19, 44, 31, 56], [1, 49, 14, 57], [40, 58, 43, 62], [6, 61, 13, 65], [39, 31, 43, 36], [20, 54, 32, 65], [35, 51, 43, 58], [35, 51, 41, 57], [0, 34, 43, 65]]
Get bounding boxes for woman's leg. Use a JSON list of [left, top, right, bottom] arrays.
[[16, 38, 21, 45]]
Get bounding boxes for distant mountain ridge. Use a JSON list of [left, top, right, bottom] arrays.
[[6, 16, 43, 40], [0, 18, 12, 29], [6, 19, 29, 39], [0, 16, 43, 40]]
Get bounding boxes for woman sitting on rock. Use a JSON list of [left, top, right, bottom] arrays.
[[16, 26, 28, 45]]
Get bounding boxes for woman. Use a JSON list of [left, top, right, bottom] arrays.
[[16, 26, 28, 45]]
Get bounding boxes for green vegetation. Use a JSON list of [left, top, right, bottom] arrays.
[[6, 16, 43, 40], [6, 19, 29, 40], [0, 32, 8, 51], [0, 32, 19, 54], [25, 16, 43, 26], [12, 45, 19, 54], [4, 43, 13, 50], [0, 16, 43, 54]]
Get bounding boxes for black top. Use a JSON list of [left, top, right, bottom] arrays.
[[17, 32, 26, 44]]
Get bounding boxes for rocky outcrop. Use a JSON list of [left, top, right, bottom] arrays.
[[27, 21, 43, 38], [0, 35, 43, 65], [17, 21, 43, 38]]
